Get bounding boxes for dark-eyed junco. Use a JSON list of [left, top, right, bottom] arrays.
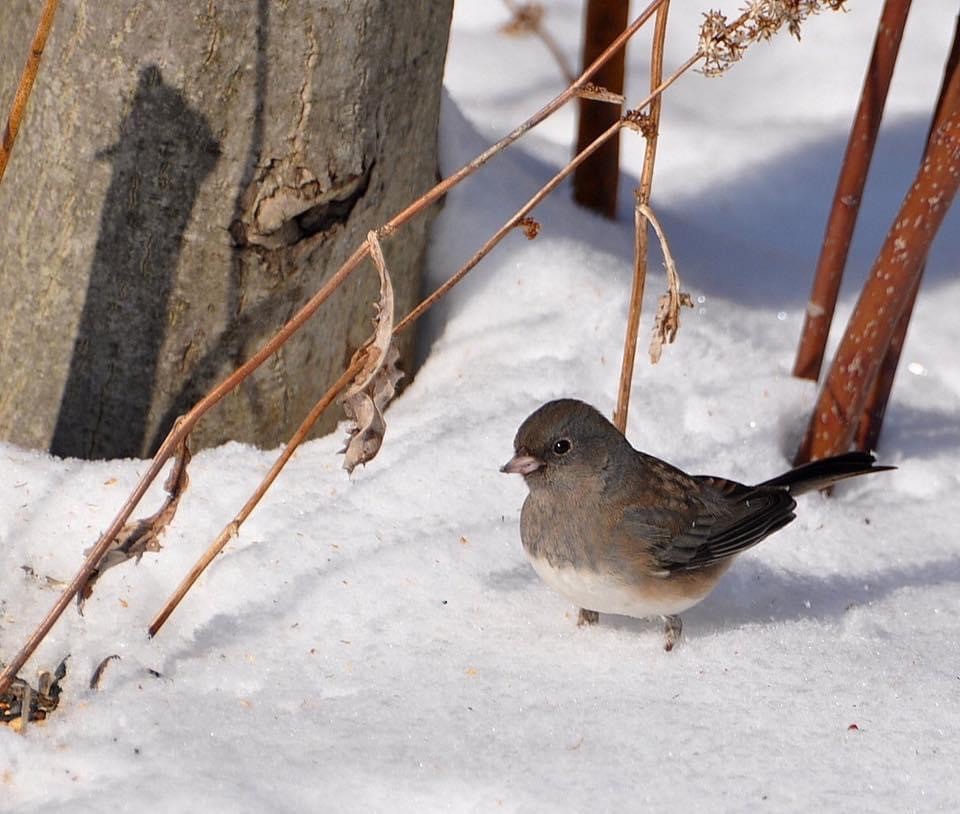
[[501, 399, 894, 650]]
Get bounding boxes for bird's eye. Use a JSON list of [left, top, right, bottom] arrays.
[[553, 439, 572, 455]]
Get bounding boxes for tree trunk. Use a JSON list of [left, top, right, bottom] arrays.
[[0, 0, 452, 459]]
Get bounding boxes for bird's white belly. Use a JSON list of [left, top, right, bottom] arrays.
[[526, 554, 707, 618]]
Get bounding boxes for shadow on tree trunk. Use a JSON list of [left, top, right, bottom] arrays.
[[51, 64, 220, 459]]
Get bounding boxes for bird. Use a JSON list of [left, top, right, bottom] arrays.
[[501, 398, 894, 650]]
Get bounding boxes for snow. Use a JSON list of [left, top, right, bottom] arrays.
[[3, 1, 960, 810]]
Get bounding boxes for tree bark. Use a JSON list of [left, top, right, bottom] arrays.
[[0, 0, 452, 459]]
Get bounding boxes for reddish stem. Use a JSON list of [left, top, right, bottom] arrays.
[[793, 0, 912, 382]]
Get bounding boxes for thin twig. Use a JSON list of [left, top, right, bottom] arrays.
[[148, 356, 364, 637], [397, 54, 698, 336], [151, 229, 403, 633], [501, 0, 577, 84], [0, 0, 61, 185], [613, 1, 670, 433]]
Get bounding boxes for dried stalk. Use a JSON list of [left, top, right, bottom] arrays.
[[501, 0, 576, 84], [151, 231, 405, 633], [396, 54, 699, 336], [0, 0, 673, 695], [572, 0, 631, 217], [795, 67, 960, 463], [855, 12, 959, 451], [0, 0, 61, 184], [793, 0, 912, 381], [148, 356, 364, 637], [613, 1, 670, 433]]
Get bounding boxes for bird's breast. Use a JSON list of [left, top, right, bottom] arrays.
[[519, 489, 729, 618], [525, 554, 712, 618], [519, 490, 607, 570]]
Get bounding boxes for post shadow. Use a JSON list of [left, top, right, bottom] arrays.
[[51, 64, 219, 459]]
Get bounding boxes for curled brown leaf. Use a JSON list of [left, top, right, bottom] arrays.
[[635, 202, 693, 363], [77, 438, 192, 613], [340, 232, 404, 473], [89, 654, 121, 691]]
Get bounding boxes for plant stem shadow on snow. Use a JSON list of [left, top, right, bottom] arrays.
[[428, 108, 956, 365], [645, 117, 958, 306], [151, 531, 426, 674], [870, 405, 960, 460]]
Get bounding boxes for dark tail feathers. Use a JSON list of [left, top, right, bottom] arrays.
[[759, 451, 895, 496]]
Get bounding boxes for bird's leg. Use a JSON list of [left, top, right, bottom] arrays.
[[662, 615, 682, 651], [577, 608, 599, 626]]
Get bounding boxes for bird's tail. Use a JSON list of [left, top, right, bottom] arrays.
[[759, 451, 895, 496]]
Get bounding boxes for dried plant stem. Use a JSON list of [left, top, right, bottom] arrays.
[[613, 1, 670, 433], [386, 0, 669, 234], [855, 13, 960, 451], [502, 0, 576, 83], [397, 53, 698, 336], [573, 0, 631, 217], [795, 64, 960, 464], [152, 230, 400, 633], [148, 357, 364, 637], [792, 0, 912, 382], [0, 0, 60, 184]]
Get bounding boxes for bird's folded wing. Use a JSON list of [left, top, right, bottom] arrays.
[[620, 477, 797, 574]]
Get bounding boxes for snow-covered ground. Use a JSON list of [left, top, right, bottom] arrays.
[[3, 2, 960, 810]]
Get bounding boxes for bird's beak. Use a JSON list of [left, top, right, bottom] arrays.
[[500, 452, 544, 476]]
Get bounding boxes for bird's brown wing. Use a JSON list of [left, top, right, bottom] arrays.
[[618, 469, 797, 574]]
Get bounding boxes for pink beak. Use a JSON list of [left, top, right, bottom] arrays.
[[500, 452, 544, 476]]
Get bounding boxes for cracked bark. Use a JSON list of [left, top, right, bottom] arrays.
[[0, 0, 452, 458]]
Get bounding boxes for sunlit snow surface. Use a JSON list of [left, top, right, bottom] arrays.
[[2, 2, 959, 810]]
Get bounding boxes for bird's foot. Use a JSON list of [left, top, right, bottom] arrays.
[[577, 608, 599, 626], [663, 615, 682, 651]]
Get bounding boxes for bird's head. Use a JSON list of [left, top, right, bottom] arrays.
[[500, 399, 630, 492]]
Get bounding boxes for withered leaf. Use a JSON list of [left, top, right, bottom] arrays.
[[499, 2, 544, 36], [340, 232, 404, 473], [89, 654, 121, 690], [635, 202, 693, 364], [20, 564, 68, 590], [650, 288, 694, 364], [1, 655, 68, 727], [77, 439, 192, 613]]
